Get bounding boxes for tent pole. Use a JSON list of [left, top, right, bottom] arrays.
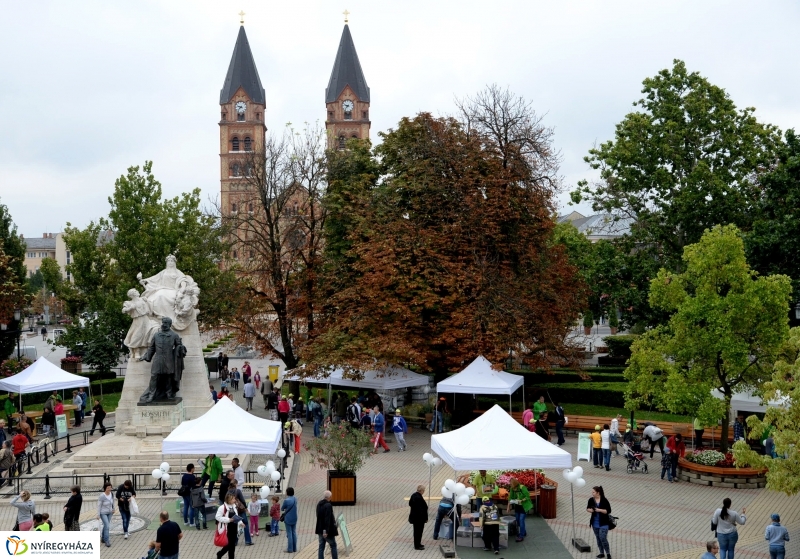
[[509, 393, 512, 413]]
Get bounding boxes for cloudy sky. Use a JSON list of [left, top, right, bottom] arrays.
[[1, 1, 798, 236]]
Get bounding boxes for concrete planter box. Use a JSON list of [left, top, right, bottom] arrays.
[[677, 458, 766, 489]]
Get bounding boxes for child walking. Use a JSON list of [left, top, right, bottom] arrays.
[[269, 495, 281, 536], [190, 478, 208, 529], [660, 450, 673, 482], [248, 494, 261, 536]]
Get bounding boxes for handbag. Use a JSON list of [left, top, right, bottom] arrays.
[[178, 484, 190, 497], [607, 514, 618, 530], [214, 516, 229, 547], [130, 496, 139, 515], [711, 521, 717, 533], [280, 499, 295, 522]]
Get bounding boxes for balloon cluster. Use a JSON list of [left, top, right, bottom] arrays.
[[422, 453, 442, 467], [256, 457, 285, 499], [441, 478, 475, 506], [152, 462, 171, 483], [562, 466, 586, 488]]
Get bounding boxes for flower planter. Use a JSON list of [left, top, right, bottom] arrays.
[[677, 457, 767, 489], [327, 470, 357, 506], [583, 327, 592, 335]]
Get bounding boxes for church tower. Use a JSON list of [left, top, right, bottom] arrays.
[[325, 22, 370, 149], [219, 23, 266, 218]]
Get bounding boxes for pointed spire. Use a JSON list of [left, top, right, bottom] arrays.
[[220, 26, 265, 105], [326, 24, 370, 104]]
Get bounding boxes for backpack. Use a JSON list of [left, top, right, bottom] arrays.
[[346, 404, 358, 423]]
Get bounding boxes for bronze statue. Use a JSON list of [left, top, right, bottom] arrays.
[[137, 317, 186, 404]]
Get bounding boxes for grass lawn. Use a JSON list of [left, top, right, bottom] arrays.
[[23, 392, 122, 413], [561, 402, 691, 423]]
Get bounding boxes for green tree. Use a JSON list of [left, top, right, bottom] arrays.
[[0, 200, 27, 358], [624, 225, 792, 450], [732, 327, 800, 494]]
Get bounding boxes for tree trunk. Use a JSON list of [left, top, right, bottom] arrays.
[[720, 397, 731, 452]]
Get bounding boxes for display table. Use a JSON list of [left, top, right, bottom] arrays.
[[13, 404, 79, 433]]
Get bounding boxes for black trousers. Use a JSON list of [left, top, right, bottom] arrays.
[[482, 523, 500, 551], [217, 528, 238, 559], [646, 435, 665, 458], [412, 522, 425, 548], [90, 416, 105, 435]]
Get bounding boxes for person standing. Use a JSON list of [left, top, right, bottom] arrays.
[[116, 479, 136, 539], [533, 395, 548, 420], [643, 424, 665, 458], [479, 496, 501, 554], [430, 397, 448, 433], [242, 361, 252, 385], [701, 540, 720, 559], [392, 409, 408, 451], [260, 375, 273, 409], [78, 387, 87, 424], [268, 388, 280, 422], [231, 369, 240, 391], [10, 490, 35, 531], [694, 417, 705, 447], [282, 487, 298, 553], [0, 440, 14, 487], [90, 400, 106, 436], [253, 370, 261, 391], [63, 485, 82, 531], [11, 429, 28, 477], [210, 385, 218, 404], [733, 415, 746, 442], [41, 407, 55, 436], [216, 352, 224, 375], [712, 498, 746, 559], [41, 326, 47, 341], [190, 477, 208, 530], [764, 513, 789, 559], [315, 490, 339, 559], [346, 397, 361, 429], [180, 465, 197, 527], [202, 454, 223, 499], [215, 494, 241, 559], [506, 477, 532, 542], [278, 396, 291, 425], [221, 352, 229, 371], [601, 424, 612, 471], [408, 485, 428, 550], [155, 511, 182, 559], [286, 419, 302, 455], [218, 470, 234, 505], [473, 470, 497, 511], [4, 397, 17, 435], [231, 458, 245, 487], [72, 390, 83, 427], [587, 485, 612, 559], [97, 482, 115, 547], [432, 490, 455, 540], [535, 412, 551, 442], [666, 433, 686, 481], [590, 425, 603, 468], [610, 414, 622, 455], [553, 401, 566, 446], [521, 405, 533, 430], [372, 406, 390, 453], [243, 380, 256, 411]]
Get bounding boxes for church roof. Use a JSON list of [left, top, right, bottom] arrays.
[[325, 24, 370, 103], [220, 26, 265, 105]]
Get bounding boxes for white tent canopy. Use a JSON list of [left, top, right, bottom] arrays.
[[711, 388, 789, 415], [436, 356, 524, 411], [431, 404, 572, 471], [162, 397, 283, 455], [283, 365, 430, 391], [0, 357, 90, 393]]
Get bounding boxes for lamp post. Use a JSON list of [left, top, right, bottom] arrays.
[[0, 309, 23, 360]]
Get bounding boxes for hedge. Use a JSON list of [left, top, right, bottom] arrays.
[[0, 377, 125, 409], [520, 372, 627, 384], [534, 382, 626, 408]]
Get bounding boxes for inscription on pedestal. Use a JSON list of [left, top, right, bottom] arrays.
[[132, 400, 185, 428]]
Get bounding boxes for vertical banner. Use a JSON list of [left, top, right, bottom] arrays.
[[0, 531, 100, 557], [577, 432, 592, 462], [268, 365, 279, 384], [337, 513, 353, 556], [55, 414, 68, 437]]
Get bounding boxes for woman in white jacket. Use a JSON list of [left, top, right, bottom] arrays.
[[215, 493, 241, 559]]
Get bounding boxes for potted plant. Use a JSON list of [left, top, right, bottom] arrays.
[[583, 311, 594, 335], [608, 312, 619, 334], [422, 403, 434, 426], [305, 421, 373, 505]]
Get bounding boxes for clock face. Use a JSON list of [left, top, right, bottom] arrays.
[[235, 101, 247, 114], [342, 100, 354, 112]]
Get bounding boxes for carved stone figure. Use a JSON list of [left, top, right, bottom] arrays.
[[136, 254, 199, 331], [122, 288, 159, 359], [137, 317, 187, 404]]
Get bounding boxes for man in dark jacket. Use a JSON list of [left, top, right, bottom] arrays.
[[315, 490, 339, 559], [408, 485, 428, 550], [217, 470, 234, 504]]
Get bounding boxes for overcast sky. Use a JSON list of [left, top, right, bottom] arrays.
[[1, 1, 798, 236]]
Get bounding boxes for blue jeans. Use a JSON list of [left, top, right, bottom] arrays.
[[433, 505, 454, 539], [182, 496, 195, 525], [194, 506, 207, 528], [769, 546, 786, 559], [430, 411, 443, 433], [593, 448, 602, 466], [100, 513, 112, 544], [271, 518, 280, 535], [593, 525, 610, 555], [285, 523, 297, 552], [120, 509, 132, 533], [556, 421, 565, 445], [318, 534, 339, 559], [243, 514, 252, 544], [603, 449, 611, 468], [718, 531, 739, 559], [314, 417, 322, 437], [515, 511, 527, 538], [610, 434, 619, 454]]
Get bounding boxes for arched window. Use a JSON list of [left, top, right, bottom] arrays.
[[338, 135, 345, 149], [232, 163, 241, 177], [231, 203, 237, 213], [248, 203, 254, 213], [351, 134, 358, 139], [232, 250, 238, 259], [244, 137, 252, 151], [231, 137, 240, 151]]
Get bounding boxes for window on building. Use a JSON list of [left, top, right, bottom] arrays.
[[344, 111, 352, 121], [244, 137, 252, 151], [231, 203, 238, 213], [338, 135, 345, 149], [237, 111, 245, 122], [363, 111, 368, 119], [232, 163, 242, 177], [256, 112, 261, 121], [231, 137, 240, 151], [248, 203, 253, 213], [221, 111, 227, 121], [352, 134, 358, 139], [244, 163, 253, 177], [249, 250, 255, 259], [232, 250, 238, 259], [328, 111, 334, 119]]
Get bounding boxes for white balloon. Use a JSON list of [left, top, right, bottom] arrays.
[[455, 494, 470, 506], [432, 457, 442, 467], [441, 486, 450, 498], [465, 487, 475, 497], [161, 472, 171, 483], [152, 468, 163, 480], [566, 472, 578, 483], [445, 479, 456, 490], [422, 452, 432, 461], [423, 386, 431, 394], [454, 483, 466, 494], [270, 471, 281, 482], [160, 462, 170, 472], [573, 466, 584, 478], [266, 460, 276, 470], [575, 478, 586, 488], [260, 486, 270, 498], [562, 469, 571, 481], [257, 465, 268, 477], [277, 449, 287, 458]]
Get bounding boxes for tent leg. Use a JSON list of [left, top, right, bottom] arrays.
[[509, 394, 512, 413]]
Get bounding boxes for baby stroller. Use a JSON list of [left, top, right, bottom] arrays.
[[620, 442, 648, 474]]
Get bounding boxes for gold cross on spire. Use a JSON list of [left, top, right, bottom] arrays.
[[343, 9, 350, 24], [239, 10, 246, 24]]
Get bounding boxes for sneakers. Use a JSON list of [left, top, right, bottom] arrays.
[[384, 449, 390, 453], [124, 533, 129, 539]]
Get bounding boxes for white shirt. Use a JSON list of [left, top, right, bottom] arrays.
[[643, 425, 663, 440], [233, 466, 244, 486], [601, 430, 611, 449], [610, 418, 620, 437]]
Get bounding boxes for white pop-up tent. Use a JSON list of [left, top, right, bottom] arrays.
[[283, 364, 430, 391], [162, 396, 282, 454], [0, 357, 91, 409], [436, 356, 524, 411], [431, 404, 572, 471], [711, 388, 789, 415]]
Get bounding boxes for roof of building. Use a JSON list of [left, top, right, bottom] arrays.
[[220, 25, 265, 105], [23, 237, 56, 250], [325, 24, 370, 104], [558, 212, 633, 240]]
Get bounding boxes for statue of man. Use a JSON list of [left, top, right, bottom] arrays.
[[137, 317, 187, 404]]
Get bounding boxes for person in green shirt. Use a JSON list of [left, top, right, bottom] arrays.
[[533, 396, 548, 420], [4, 397, 16, 435], [506, 478, 532, 542], [693, 417, 704, 448], [33, 513, 50, 531], [472, 470, 497, 510], [201, 454, 223, 500]]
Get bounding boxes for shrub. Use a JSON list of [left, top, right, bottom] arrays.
[[685, 450, 729, 467], [603, 335, 638, 358], [304, 421, 373, 474], [583, 311, 594, 328], [0, 357, 33, 378]]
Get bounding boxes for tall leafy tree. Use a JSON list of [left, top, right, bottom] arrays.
[[625, 225, 792, 450], [0, 200, 27, 358]]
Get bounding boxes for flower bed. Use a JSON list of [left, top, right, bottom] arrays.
[[677, 457, 766, 489]]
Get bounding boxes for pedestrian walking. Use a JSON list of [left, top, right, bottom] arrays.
[[180, 464, 197, 527], [281, 487, 298, 553], [116, 479, 136, 539], [231, 368, 240, 391], [63, 485, 82, 531], [712, 497, 746, 559], [701, 540, 720, 558], [587, 485, 612, 559], [41, 326, 47, 341], [90, 399, 106, 436], [243, 380, 256, 411], [10, 490, 35, 531], [408, 485, 428, 550], [506, 477, 532, 542], [591, 425, 603, 468], [97, 482, 115, 547], [155, 511, 182, 559], [553, 401, 566, 446], [660, 450, 673, 482], [392, 408, 408, 451], [315, 490, 339, 559], [479, 495, 501, 554], [610, 414, 622, 455], [190, 477, 208, 530], [226, 479, 253, 546], [765, 513, 789, 559], [601, 424, 611, 470], [371, 406, 390, 453], [253, 371, 261, 390], [215, 494, 241, 559]]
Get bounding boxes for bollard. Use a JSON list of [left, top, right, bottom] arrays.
[[26, 454, 32, 475], [66, 433, 72, 453], [43, 443, 48, 464], [44, 475, 51, 499]]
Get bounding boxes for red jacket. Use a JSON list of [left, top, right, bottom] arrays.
[[12, 434, 27, 455], [667, 435, 685, 458], [278, 400, 290, 414]]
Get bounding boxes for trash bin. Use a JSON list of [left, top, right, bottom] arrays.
[[539, 484, 557, 519]]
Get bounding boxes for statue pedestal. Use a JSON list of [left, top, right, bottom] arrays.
[[124, 399, 185, 438]]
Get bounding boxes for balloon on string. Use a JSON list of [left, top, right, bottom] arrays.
[[445, 479, 456, 491], [562, 469, 571, 480], [257, 465, 268, 477], [573, 466, 583, 478], [260, 486, 270, 499], [161, 472, 171, 483], [152, 469, 163, 480], [160, 462, 170, 473], [270, 471, 281, 482], [432, 457, 442, 467], [575, 478, 586, 488], [465, 487, 475, 497], [277, 449, 287, 458], [422, 453, 432, 463], [455, 494, 470, 506], [266, 460, 276, 471], [454, 483, 466, 495], [441, 487, 451, 499], [567, 472, 578, 483]]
